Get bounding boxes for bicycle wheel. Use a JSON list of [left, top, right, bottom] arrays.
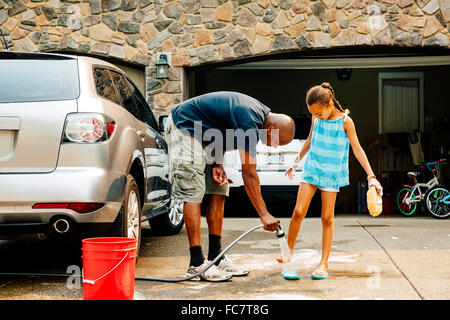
[[424, 186, 450, 219], [396, 188, 418, 216]]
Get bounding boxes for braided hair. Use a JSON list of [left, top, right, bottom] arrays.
[[306, 82, 349, 116]]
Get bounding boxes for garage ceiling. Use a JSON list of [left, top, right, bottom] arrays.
[[219, 55, 450, 70]]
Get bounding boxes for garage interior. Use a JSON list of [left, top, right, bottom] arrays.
[[186, 48, 450, 216]]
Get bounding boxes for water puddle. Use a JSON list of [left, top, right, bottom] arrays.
[[229, 249, 359, 271]]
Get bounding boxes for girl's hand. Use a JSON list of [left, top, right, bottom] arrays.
[[285, 166, 296, 180], [368, 177, 383, 196], [285, 155, 299, 180]]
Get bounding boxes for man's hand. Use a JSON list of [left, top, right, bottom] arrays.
[[260, 212, 278, 232], [212, 164, 228, 186]]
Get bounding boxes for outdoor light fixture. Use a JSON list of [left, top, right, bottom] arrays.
[[156, 53, 170, 79], [336, 68, 352, 81]]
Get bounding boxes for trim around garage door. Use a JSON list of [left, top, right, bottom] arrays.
[[218, 55, 450, 70]]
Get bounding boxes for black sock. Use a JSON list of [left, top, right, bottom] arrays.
[[208, 234, 223, 265], [189, 246, 205, 267]]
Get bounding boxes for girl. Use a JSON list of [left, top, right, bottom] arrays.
[[282, 82, 383, 280]]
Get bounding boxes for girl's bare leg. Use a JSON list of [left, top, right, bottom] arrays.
[[316, 190, 337, 273], [287, 182, 317, 252]]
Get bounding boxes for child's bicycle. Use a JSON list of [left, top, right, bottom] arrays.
[[396, 158, 449, 219]]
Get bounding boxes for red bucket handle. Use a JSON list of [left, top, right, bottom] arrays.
[[83, 252, 129, 285]]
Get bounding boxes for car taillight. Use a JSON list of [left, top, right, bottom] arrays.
[[63, 113, 115, 143], [106, 122, 115, 135], [32, 203, 105, 213]]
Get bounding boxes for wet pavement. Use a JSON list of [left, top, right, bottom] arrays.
[[0, 214, 449, 300]]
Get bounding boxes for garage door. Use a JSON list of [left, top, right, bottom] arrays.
[[187, 53, 450, 214], [188, 54, 450, 145]]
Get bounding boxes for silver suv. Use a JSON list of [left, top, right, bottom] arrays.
[[0, 51, 183, 253]]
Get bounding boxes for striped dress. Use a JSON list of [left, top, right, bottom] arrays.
[[301, 116, 350, 189]]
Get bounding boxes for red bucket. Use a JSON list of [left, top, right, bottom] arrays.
[[82, 237, 137, 300]]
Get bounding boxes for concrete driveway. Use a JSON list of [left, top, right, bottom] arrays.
[[134, 215, 450, 300], [0, 215, 449, 300]]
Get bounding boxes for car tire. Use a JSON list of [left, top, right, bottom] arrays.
[[149, 198, 184, 235], [109, 174, 142, 255]]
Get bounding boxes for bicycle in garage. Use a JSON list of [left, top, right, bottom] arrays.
[[396, 159, 449, 219]]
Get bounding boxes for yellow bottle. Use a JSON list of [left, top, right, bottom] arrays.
[[367, 187, 383, 217]]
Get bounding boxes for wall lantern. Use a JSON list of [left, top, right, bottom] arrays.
[[156, 53, 170, 79]]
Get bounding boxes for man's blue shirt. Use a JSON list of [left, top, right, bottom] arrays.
[[171, 91, 271, 157]]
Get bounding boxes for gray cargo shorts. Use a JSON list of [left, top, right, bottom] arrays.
[[164, 114, 229, 204]]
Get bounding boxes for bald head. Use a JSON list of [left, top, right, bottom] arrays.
[[263, 112, 295, 147]]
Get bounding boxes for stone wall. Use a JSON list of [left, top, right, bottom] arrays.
[[1, 0, 449, 114]]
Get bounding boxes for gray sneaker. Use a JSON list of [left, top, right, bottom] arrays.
[[186, 260, 232, 282], [217, 256, 250, 276]]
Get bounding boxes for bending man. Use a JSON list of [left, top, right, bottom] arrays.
[[164, 91, 295, 282]]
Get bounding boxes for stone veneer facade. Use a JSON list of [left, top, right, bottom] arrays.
[[1, 0, 450, 113]]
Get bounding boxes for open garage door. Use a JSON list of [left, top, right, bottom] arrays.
[[187, 53, 450, 150], [186, 51, 450, 215], [187, 54, 450, 145]]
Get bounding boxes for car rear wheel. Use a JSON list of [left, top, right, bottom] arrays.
[[149, 198, 184, 235], [109, 174, 142, 255]]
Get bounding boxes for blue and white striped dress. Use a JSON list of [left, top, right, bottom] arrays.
[[301, 116, 350, 189]]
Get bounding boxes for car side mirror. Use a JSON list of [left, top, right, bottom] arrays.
[[158, 114, 168, 133]]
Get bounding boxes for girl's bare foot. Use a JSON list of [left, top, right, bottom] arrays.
[[316, 264, 327, 272], [276, 249, 294, 263], [311, 264, 328, 280], [276, 255, 291, 264]]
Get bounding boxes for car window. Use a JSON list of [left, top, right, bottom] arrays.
[[124, 76, 158, 131], [110, 71, 142, 121], [93, 68, 120, 105], [0, 59, 79, 103]]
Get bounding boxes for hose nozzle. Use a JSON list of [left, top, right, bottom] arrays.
[[276, 220, 285, 238]]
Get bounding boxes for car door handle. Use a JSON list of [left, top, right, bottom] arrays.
[[0, 117, 20, 130]]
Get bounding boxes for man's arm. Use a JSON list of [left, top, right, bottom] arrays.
[[239, 149, 278, 231]]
